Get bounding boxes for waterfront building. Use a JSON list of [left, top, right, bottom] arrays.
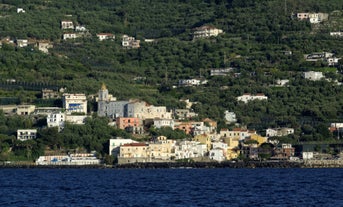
[[174, 141, 207, 160], [149, 136, 176, 160], [109, 138, 138, 156], [193, 134, 212, 151]]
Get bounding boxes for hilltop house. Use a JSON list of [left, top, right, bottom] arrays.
[[303, 71, 324, 81], [122, 35, 140, 49], [193, 25, 223, 39], [266, 128, 295, 137], [61, 20, 74, 29], [296, 12, 328, 24], [36, 41, 53, 54], [97, 33, 115, 41], [237, 93, 268, 103]]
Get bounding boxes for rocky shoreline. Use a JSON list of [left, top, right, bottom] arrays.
[[0, 161, 303, 169], [2, 160, 343, 169]]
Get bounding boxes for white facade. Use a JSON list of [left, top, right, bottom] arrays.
[[209, 148, 226, 162], [75, 26, 87, 32], [237, 93, 268, 103], [62, 93, 87, 114], [61, 21, 74, 29], [126, 101, 172, 119], [326, 57, 341, 66], [17, 8, 25, 13], [303, 71, 324, 81], [16, 39, 28, 47], [302, 152, 314, 160], [47, 112, 65, 131], [174, 141, 207, 160], [193, 25, 223, 39], [17, 129, 37, 141], [122, 35, 140, 48], [210, 68, 234, 76], [65, 115, 88, 125], [37, 42, 53, 53], [178, 79, 207, 87], [276, 79, 289, 86], [97, 33, 115, 41], [266, 128, 295, 137], [330, 32, 343, 37], [109, 138, 138, 156], [224, 111, 237, 124], [63, 33, 78, 40], [153, 118, 175, 129]]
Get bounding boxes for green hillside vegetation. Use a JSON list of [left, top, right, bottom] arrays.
[[1, 0, 343, 161]]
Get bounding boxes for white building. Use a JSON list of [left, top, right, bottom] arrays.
[[17, 8, 25, 13], [302, 152, 314, 160], [153, 118, 175, 129], [126, 101, 172, 119], [209, 148, 226, 162], [178, 79, 207, 87], [17, 129, 37, 141], [266, 128, 294, 137], [62, 93, 87, 114], [326, 57, 341, 66], [237, 93, 268, 103], [75, 26, 87, 32], [224, 111, 237, 124], [63, 33, 78, 40], [109, 138, 138, 156], [65, 115, 88, 125], [174, 141, 207, 160], [275, 79, 289, 86], [330, 32, 343, 37], [97, 33, 115, 41], [36, 41, 53, 54], [303, 71, 324, 81], [210, 68, 234, 76], [16, 39, 28, 47], [47, 112, 65, 131], [122, 35, 140, 48], [193, 25, 223, 39], [61, 20, 74, 30]]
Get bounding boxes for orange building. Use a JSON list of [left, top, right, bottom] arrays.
[[116, 117, 143, 134]]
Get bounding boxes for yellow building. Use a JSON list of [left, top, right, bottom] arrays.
[[149, 136, 176, 160], [249, 134, 268, 146], [223, 137, 240, 160], [119, 143, 148, 158], [193, 134, 211, 151]]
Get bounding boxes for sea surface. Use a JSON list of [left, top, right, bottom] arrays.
[[0, 168, 342, 207]]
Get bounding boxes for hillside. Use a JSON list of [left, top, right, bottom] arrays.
[[1, 0, 343, 160]]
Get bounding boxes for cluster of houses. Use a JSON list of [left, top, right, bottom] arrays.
[[0, 82, 313, 164], [304, 52, 341, 66]]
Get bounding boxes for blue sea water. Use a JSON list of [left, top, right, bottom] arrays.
[[0, 168, 342, 207]]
